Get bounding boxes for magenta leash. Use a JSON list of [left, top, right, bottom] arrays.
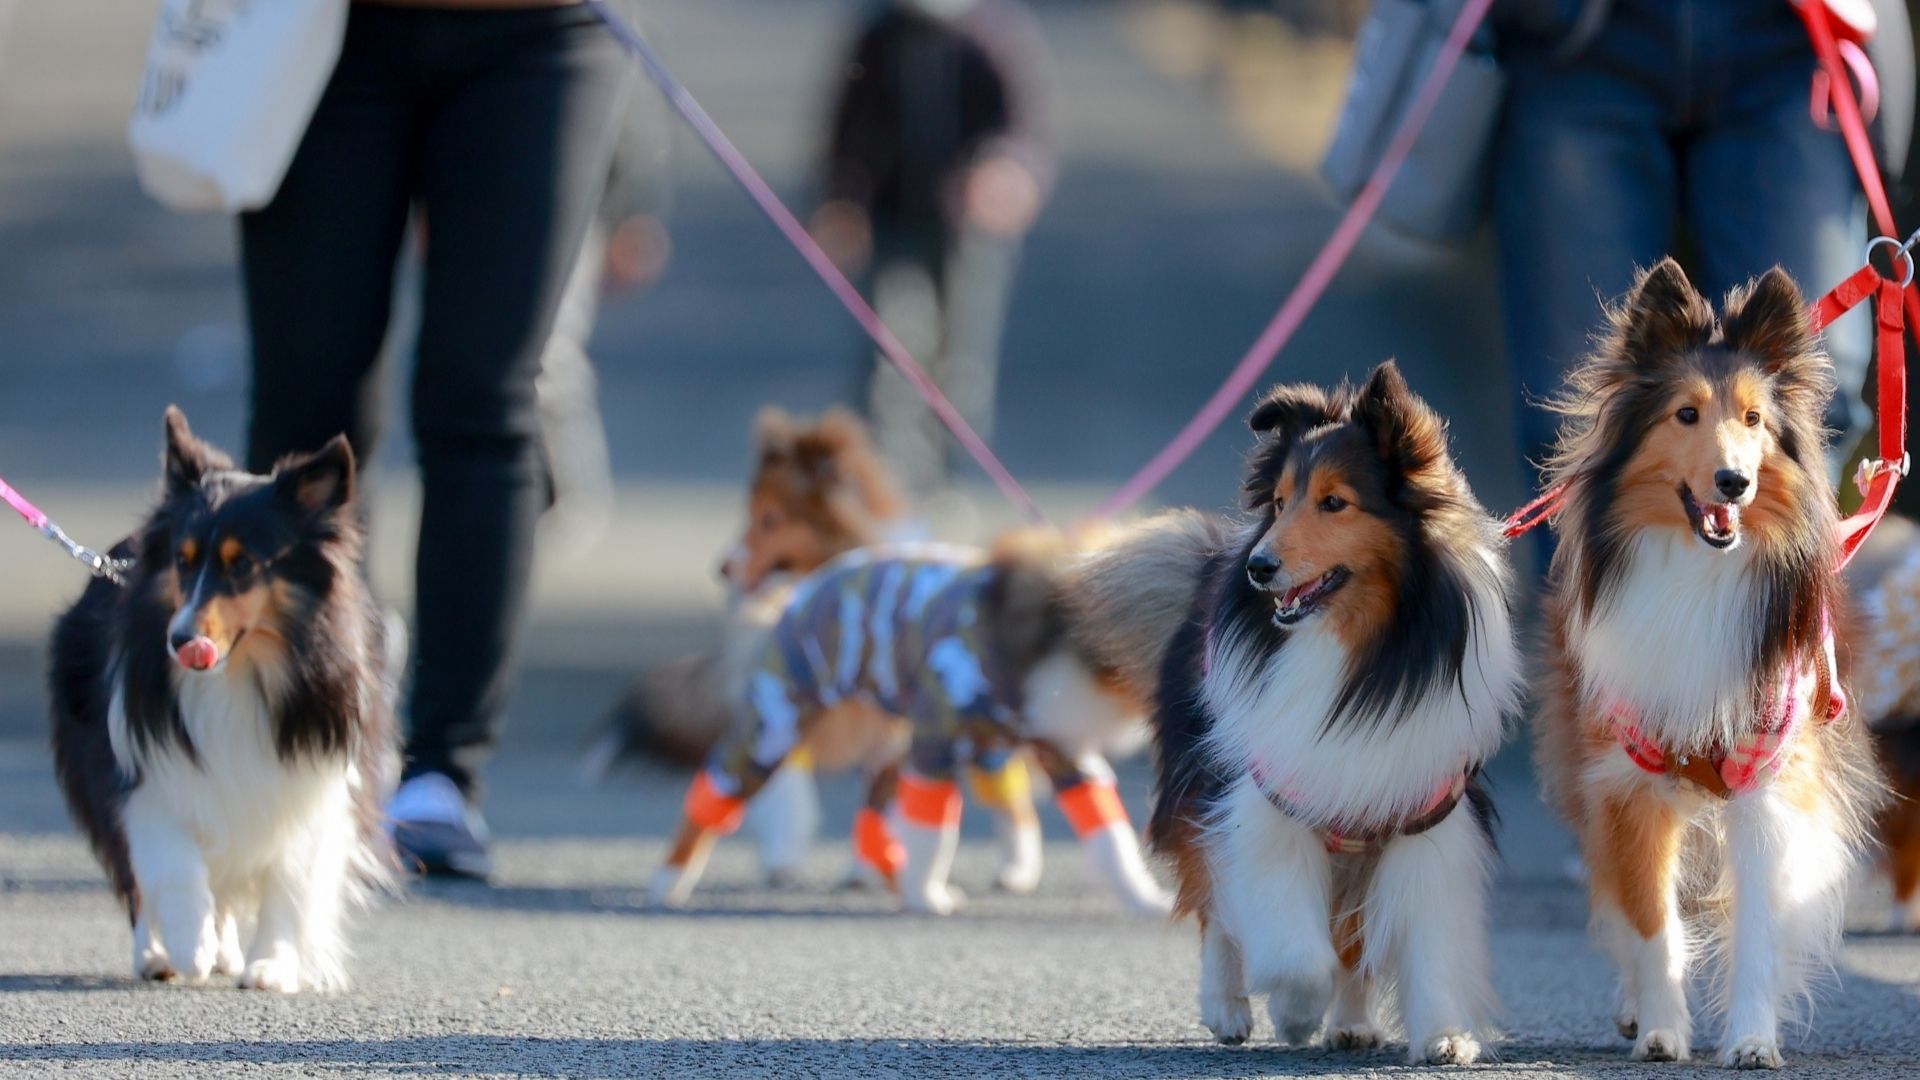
[[1090, 0, 1496, 519], [585, 0, 1046, 524], [0, 475, 129, 584]]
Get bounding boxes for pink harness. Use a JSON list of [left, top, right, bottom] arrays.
[[1606, 621, 1845, 798]]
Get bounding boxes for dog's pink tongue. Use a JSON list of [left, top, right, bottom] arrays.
[[176, 637, 218, 671]]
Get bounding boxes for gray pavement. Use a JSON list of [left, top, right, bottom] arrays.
[[1, 2, 1917, 1077]]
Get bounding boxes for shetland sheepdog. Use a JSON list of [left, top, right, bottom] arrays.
[[1073, 361, 1520, 1063], [1533, 260, 1884, 1068], [594, 407, 1049, 892], [50, 408, 397, 993], [1836, 513, 1920, 930], [647, 534, 1172, 916], [593, 406, 907, 772]]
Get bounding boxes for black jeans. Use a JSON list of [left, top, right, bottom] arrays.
[[241, 3, 632, 799]]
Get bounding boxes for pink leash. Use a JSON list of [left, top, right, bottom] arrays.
[[585, 1, 1044, 524], [0, 475, 128, 583], [1092, 0, 1495, 519]]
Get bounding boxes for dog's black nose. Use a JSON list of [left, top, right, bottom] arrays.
[[1714, 470, 1751, 500], [1246, 552, 1280, 588], [168, 628, 198, 653]]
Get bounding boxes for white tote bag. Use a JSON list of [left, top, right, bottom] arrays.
[[128, 0, 348, 214]]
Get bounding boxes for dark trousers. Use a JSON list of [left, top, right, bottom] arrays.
[[1496, 0, 1871, 560], [864, 223, 1021, 498], [241, 3, 632, 798]]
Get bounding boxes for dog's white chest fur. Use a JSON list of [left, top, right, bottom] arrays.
[[1200, 568, 1517, 825], [1571, 533, 1761, 747], [110, 666, 353, 882]]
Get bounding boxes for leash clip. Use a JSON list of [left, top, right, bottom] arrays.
[[1855, 452, 1912, 495], [1865, 232, 1920, 288], [40, 521, 129, 586]]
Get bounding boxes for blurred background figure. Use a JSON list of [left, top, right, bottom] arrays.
[[811, 0, 1055, 504], [534, 83, 675, 559], [240, 0, 634, 880]]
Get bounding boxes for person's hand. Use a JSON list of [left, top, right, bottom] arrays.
[[811, 200, 872, 273], [603, 214, 672, 293], [963, 155, 1042, 237]]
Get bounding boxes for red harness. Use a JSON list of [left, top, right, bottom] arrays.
[[1605, 621, 1845, 800]]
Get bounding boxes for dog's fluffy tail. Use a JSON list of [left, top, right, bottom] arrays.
[[1064, 510, 1223, 702]]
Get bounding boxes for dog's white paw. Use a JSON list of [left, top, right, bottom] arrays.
[[211, 922, 245, 976], [648, 867, 694, 909], [238, 957, 300, 994], [994, 857, 1042, 895], [901, 883, 965, 916], [1419, 1031, 1481, 1066], [135, 948, 175, 982], [1122, 883, 1175, 917], [1615, 1011, 1639, 1040], [1329, 1024, 1384, 1051], [1633, 1028, 1690, 1062], [1200, 993, 1253, 1045], [1721, 1038, 1783, 1070]]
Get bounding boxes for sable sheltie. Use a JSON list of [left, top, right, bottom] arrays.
[[1839, 514, 1920, 931], [1533, 260, 1884, 1068], [1073, 362, 1520, 1063], [648, 534, 1171, 916], [50, 408, 397, 993], [594, 406, 909, 771], [595, 407, 1048, 892]]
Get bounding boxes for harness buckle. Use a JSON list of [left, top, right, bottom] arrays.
[[1855, 453, 1912, 496]]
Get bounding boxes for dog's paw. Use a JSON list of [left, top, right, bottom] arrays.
[[994, 858, 1042, 895], [1201, 994, 1253, 1046], [1721, 1038, 1783, 1070], [211, 928, 245, 977], [135, 951, 176, 982], [1418, 1031, 1481, 1066], [901, 883, 965, 916], [1329, 1024, 1384, 1051], [647, 867, 694, 910], [238, 957, 300, 994], [1122, 883, 1175, 917], [1633, 1028, 1690, 1063], [1615, 1012, 1639, 1041]]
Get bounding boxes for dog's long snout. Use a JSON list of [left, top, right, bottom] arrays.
[[1246, 552, 1280, 589], [1714, 469, 1751, 501]]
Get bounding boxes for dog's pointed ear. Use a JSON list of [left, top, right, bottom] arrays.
[[754, 405, 796, 460], [1248, 383, 1337, 442], [1351, 360, 1448, 476], [1721, 266, 1813, 368], [812, 406, 871, 452], [1620, 257, 1713, 363], [275, 435, 355, 515], [162, 406, 225, 496]]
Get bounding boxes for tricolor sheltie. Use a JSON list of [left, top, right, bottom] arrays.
[[1533, 260, 1884, 1068], [1076, 362, 1521, 1063], [50, 408, 397, 992]]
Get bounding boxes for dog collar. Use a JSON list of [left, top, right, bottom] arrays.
[[1257, 771, 1468, 856]]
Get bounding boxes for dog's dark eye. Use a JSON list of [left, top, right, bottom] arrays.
[[1272, 496, 1285, 512], [228, 554, 254, 576], [1319, 494, 1347, 513], [1676, 407, 1699, 425], [175, 550, 195, 571], [1744, 410, 1761, 427], [759, 512, 781, 531]]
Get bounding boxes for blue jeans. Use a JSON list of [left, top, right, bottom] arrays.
[[1496, 0, 1870, 507]]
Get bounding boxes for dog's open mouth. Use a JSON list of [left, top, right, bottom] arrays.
[[1681, 486, 1741, 550], [1272, 567, 1349, 626]]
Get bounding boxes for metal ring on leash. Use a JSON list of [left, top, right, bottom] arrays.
[[1866, 232, 1920, 288]]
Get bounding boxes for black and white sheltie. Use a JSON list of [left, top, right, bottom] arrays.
[[50, 408, 397, 992], [1069, 362, 1521, 1063]]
